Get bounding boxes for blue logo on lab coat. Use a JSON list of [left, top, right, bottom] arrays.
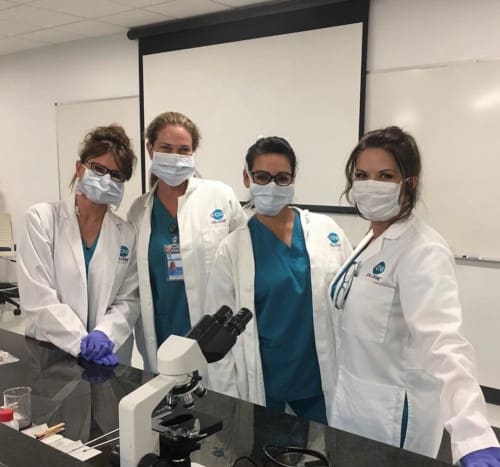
[[373, 261, 385, 275], [120, 245, 129, 258], [211, 209, 224, 220], [210, 209, 225, 223], [328, 232, 339, 245]]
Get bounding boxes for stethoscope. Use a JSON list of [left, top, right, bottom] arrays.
[[329, 230, 374, 307]]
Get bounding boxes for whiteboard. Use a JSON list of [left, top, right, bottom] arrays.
[[365, 61, 500, 258], [56, 96, 142, 218], [142, 23, 363, 207]]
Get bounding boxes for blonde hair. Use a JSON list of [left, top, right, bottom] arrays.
[[146, 112, 201, 187], [146, 111, 200, 150]]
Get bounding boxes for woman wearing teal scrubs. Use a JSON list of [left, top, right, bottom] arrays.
[[205, 136, 352, 423], [128, 112, 246, 371]]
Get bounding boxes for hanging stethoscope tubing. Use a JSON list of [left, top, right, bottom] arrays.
[[329, 231, 373, 309]]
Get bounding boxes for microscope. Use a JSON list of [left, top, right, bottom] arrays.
[[118, 306, 252, 467]]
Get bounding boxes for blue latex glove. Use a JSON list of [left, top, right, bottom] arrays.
[[80, 330, 114, 361], [460, 447, 500, 467], [93, 353, 119, 367]]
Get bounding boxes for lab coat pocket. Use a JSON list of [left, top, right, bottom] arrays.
[[330, 365, 403, 447], [341, 278, 395, 343]]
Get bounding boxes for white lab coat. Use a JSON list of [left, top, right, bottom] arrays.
[[17, 197, 140, 363], [329, 214, 499, 463], [127, 177, 247, 372], [205, 208, 352, 412]]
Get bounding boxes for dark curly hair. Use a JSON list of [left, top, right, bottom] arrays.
[[245, 136, 297, 175]]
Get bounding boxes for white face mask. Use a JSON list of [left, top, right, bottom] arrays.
[[351, 180, 401, 221], [151, 152, 195, 187], [249, 181, 295, 216], [76, 168, 124, 207]]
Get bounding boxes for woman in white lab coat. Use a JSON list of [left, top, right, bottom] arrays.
[[127, 111, 246, 372], [329, 126, 500, 466], [18, 125, 140, 365], [205, 136, 352, 423]]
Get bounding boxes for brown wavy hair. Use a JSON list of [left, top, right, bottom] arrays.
[[343, 126, 421, 222], [70, 124, 136, 187]]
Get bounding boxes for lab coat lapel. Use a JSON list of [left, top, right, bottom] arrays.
[[87, 210, 118, 330], [361, 215, 416, 260], [60, 197, 88, 318], [136, 188, 158, 368]]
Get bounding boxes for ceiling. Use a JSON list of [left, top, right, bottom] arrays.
[[0, 0, 275, 56]]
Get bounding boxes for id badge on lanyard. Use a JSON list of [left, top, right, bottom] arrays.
[[164, 233, 184, 281]]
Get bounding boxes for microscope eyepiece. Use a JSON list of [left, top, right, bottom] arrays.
[[224, 308, 252, 336], [213, 305, 233, 324], [187, 306, 253, 363]]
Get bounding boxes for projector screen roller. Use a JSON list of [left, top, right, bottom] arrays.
[[142, 22, 364, 208]]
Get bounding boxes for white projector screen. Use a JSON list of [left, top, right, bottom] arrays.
[[142, 22, 363, 208]]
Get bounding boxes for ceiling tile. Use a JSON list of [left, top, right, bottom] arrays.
[[0, 36, 48, 52], [0, 47, 17, 55], [22, 27, 86, 43], [57, 20, 127, 37], [100, 8, 172, 27], [30, 0, 132, 19], [0, 1, 16, 10], [214, 0, 270, 6], [111, 0, 175, 7], [146, 0, 229, 19], [3, 0, 38, 3], [0, 5, 83, 27], [0, 18, 41, 35]]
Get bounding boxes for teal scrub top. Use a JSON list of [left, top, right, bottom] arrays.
[[149, 193, 191, 346], [249, 210, 323, 403], [82, 233, 99, 276]]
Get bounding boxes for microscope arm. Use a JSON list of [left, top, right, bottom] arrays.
[[119, 374, 179, 467], [119, 335, 208, 467], [118, 309, 252, 467]]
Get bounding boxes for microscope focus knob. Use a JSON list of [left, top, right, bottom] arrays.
[[193, 384, 207, 398], [180, 393, 194, 409]]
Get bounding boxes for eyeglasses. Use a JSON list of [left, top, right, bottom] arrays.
[[85, 161, 126, 183], [334, 261, 360, 310], [250, 170, 294, 186]]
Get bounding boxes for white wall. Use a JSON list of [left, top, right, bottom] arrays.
[[1, 0, 499, 388], [0, 33, 138, 233], [367, 0, 500, 71], [0, 33, 138, 281]]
